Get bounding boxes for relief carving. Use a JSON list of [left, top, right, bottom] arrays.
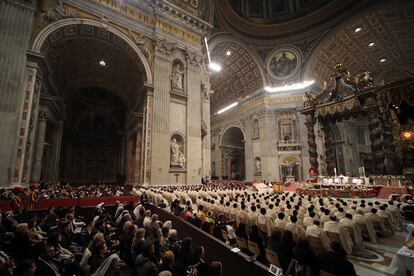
[[154, 38, 176, 56]]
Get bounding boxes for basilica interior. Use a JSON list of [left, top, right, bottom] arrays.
[[0, 0, 414, 276]]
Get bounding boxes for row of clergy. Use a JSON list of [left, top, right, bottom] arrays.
[[134, 187, 401, 255]]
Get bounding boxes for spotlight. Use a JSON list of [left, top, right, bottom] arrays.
[[264, 80, 315, 93], [368, 42, 375, 47], [380, 58, 386, 63], [226, 50, 231, 56], [354, 27, 362, 33], [209, 62, 222, 72], [99, 60, 106, 66], [216, 102, 238, 115]]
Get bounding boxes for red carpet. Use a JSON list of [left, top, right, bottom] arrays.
[[0, 195, 138, 211], [283, 183, 297, 192]]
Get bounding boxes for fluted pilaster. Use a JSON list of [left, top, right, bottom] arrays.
[[0, 0, 35, 186]]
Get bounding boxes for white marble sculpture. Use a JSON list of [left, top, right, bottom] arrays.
[[171, 63, 184, 90], [170, 138, 186, 168]]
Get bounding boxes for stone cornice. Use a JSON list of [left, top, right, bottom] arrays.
[[152, 0, 213, 36]]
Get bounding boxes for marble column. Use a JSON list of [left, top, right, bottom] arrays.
[[201, 81, 212, 178], [142, 88, 154, 185], [321, 120, 335, 175], [31, 111, 48, 182], [305, 115, 319, 173], [134, 131, 142, 183], [367, 110, 386, 174], [49, 121, 63, 183], [381, 119, 401, 175]]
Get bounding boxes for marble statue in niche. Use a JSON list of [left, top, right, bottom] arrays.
[[269, 50, 298, 78], [255, 157, 261, 174], [171, 63, 184, 90], [170, 137, 186, 168]]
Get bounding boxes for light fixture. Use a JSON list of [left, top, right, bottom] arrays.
[[208, 62, 222, 72], [380, 58, 386, 63], [264, 80, 315, 93], [400, 129, 414, 141], [354, 27, 362, 33], [99, 60, 106, 66], [216, 102, 238, 115], [204, 37, 222, 73], [368, 42, 375, 47], [226, 50, 231, 56]]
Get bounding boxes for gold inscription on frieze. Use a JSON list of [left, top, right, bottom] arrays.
[[95, 0, 201, 44]]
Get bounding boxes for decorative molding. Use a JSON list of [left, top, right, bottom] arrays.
[[152, 0, 213, 35], [154, 38, 176, 56], [185, 47, 203, 70]]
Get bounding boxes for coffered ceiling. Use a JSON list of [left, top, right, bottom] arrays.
[[41, 24, 146, 111], [209, 41, 263, 113]]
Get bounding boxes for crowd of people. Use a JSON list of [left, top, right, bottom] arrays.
[[0, 183, 134, 211], [0, 180, 412, 276], [0, 197, 223, 276], [137, 183, 413, 276]]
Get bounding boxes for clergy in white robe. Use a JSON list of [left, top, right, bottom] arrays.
[[257, 208, 274, 237], [285, 215, 306, 242], [236, 205, 249, 227], [323, 216, 353, 255], [365, 208, 386, 234], [353, 210, 377, 244], [274, 213, 287, 231], [247, 205, 258, 229], [305, 220, 331, 251], [339, 213, 363, 248]]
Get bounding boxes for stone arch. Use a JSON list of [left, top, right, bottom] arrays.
[[220, 125, 246, 146], [220, 125, 245, 180], [32, 18, 153, 84]]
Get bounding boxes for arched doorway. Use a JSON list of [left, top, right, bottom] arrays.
[[32, 22, 150, 184], [220, 126, 245, 180]]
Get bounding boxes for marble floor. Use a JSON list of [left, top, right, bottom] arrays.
[[351, 229, 408, 276]]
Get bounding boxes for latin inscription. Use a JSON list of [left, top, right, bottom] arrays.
[[95, 0, 201, 44]]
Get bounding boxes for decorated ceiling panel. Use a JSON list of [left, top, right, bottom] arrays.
[[210, 42, 263, 112], [305, 4, 414, 87]]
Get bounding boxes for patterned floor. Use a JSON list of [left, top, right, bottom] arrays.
[[350, 231, 408, 276]]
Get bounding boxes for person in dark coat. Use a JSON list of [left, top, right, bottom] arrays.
[[317, 241, 357, 276], [276, 230, 296, 273], [267, 229, 282, 252], [292, 238, 318, 276], [34, 243, 60, 276]]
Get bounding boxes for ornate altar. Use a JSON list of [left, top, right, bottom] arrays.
[[300, 63, 414, 180]]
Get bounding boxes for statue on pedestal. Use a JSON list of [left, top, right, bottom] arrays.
[[171, 63, 184, 90]]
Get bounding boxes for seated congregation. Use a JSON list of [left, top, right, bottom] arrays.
[[0, 200, 223, 276], [137, 184, 409, 276]]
